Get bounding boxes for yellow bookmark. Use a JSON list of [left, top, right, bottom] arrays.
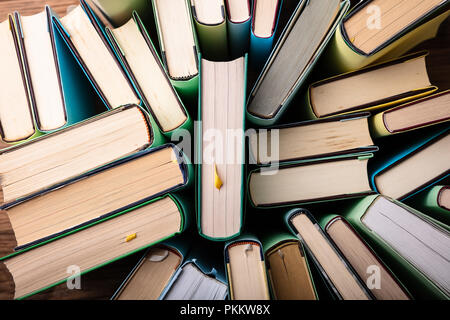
[[126, 233, 137, 242], [214, 164, 223, 190]]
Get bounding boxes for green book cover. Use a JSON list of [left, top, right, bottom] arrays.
[[405, 185, 450, 226], [344, 195, 450, 299]]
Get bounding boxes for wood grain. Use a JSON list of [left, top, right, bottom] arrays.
[[0, 0, 79, 20]]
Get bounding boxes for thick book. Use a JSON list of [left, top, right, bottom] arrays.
[[307, 52, 439, 119], [52, 2, 141, 110], [0, 144, 191, 251], [249, 0, 283, 69], [197, 56, 247, 240], [0, 7, 71, 143], [261, 232, 317, 300], [371, 90, 450, 138], [191, 0, 229, 60], [320, 215, 410, 300], [344, 195, 450, 299], [326, 0, 450, 73], [226, 0, 251, 58], [0, 194, 189, 300], [224, 235, 271, 300], [0, 105, 161, 207], [151, 0, 200, 99], [406, 185, 450, 226], [246, 0, 350, 126], [371, 129, 449, 200], [111, 236, 191, 300], [286, 209, 372, 300], [100, 10, 191, 136], [90, 0, 150, 27], [249, 112, 378, 165], [248, 153, 376, 208]]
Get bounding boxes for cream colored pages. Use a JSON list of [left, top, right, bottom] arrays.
[[201, 58, 245, 239], [117, 247, 182, 300], [0, 107, 150, 204], [192, 0, 225, 24], [291, 214, 369, 300], [6, 146, 184, 247], [250, 117, 374, 163], [111, 19, 187, 132], [5, 196, 182, 299], [253, 0, 279, 37], [0, 19, 34, 142], [344, 0, 444, 54], [228, 242, 270, 300], [438, 188, 450, 210], [155, 0, 198, 80], [60, 6, 139, 108], [311, 57, 431, 117], [250, 158, 371, 206], [227, 0, 250, 23], [375, 134, 450, 199], [21, 11, 66, 131], [384, 92, 450, 132]]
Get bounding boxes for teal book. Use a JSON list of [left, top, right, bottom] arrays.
[[248, 153, 376, 209], [224, 235, 271, 300], [226, 0, 252, 58], [246, 0, 350, 126], [260, 231, 318, 300], [151, 0, 200, 101], [0, 144, 191, 252], [111, 234, 192, 300], [285, 208, 372, 300], [0, 193, 190, 300], [405, 185, 450, 227], [191, 0, 229, 60], [344, 195, 450, 299], [197, 55, 248, 241], [248, 0, 283, 69], [370, 128, 449, 201], [318, 215, 411, 300]]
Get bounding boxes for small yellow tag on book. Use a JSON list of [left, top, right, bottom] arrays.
[[214, 164, 223, 190], [126, 233, 137, 242]]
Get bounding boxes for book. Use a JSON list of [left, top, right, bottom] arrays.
[[248, 153, 375, 208], [262, 232, 317, 300], [224, 236, 271, 300], [52, 3, 140, 110], [111, 236, 191, 300], [0, 105, 160, 207], [345, 195, 450, 299], [226, 0, 251, 58], [406, 185, 450, 226], [327, 0, 450, 73], [198, 56, 247, 240], [286, 209, 372, 300], [0, 144, 190, 250], [249, 112, 377, 165], [101, 11, 191, 135], [90, 0, 150, 26], [307, 52, 439, 119], [249, 0, 283, 69], [246, 0, 350, 126], [371, 130, 449, 200], [191, 0, 229, 60], [0, 194, 188, 300], [320, 215, 410, 300], [151, 0, 200, 99], [371, 90, 450, 138]]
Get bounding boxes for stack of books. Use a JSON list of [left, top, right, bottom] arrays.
[[0, 0, 449, 301]]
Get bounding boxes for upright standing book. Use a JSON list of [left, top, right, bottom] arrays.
[[246, 0, 350, 125], [226, 0, 251, 58], [198, 56, 247, 240], [406, 185, 450, 226], [191, 0, 229, 60]]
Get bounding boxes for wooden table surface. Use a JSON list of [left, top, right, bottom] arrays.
[[0, 0, 449, 300]]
